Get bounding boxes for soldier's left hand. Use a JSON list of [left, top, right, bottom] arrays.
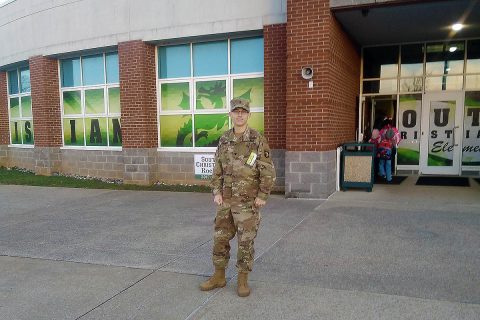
[[254, 197, 266, 208]]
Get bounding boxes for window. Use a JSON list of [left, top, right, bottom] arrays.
[[363, 46, 399, 79], [362, 41, 476, 94], [60, 52, 121, 148], [157, 37, 264, 149], [466, 40, 480, 90], [362, 46, 399, 94], [425, 41, 465, 92], [426, 42, 464, 76], [400, 44, 424, 93], [7, 67, 33, 146]]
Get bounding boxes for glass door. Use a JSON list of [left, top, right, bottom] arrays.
[[420, 92, 464, 175]]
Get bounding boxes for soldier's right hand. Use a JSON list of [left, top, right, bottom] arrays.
[[214, 194, 223, 206]]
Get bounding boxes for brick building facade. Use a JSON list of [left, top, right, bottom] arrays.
[[1, 0, 479, 198]]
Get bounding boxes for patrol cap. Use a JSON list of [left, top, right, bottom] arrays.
[[230, 98, 250, 112]]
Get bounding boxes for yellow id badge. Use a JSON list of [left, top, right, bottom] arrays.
[[246, 152, 257, 166]]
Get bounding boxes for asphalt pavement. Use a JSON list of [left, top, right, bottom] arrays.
[[1, 176, 479, 319]]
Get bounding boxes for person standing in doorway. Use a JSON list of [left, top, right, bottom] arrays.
[[199, 98, 276, 297], [378, 118, 401, 182], [368, 128, 381, 177]]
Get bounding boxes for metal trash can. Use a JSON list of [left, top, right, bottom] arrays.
[[340, 142, 375, 192]]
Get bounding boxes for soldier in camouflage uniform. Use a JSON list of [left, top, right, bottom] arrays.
[[200, 98, 276, 297]]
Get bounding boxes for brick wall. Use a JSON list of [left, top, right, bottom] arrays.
[[264, 23, 287, 150], [157, 152, 201, 185], [284, 0, 360, 198], [118, 40, 158, 149], [8, 148, 35, 170], [285, 150, 337, 198], [29, 56, 62, 147], [156, 151, 285, 191], [327, 15, 360, 145], [61, 149, 124, 179], [0, 146, 7, 166], [0, 71, 9, 145], [286, 0, 360, 151]]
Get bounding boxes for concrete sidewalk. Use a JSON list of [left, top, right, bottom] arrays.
[[1, 177, 479, 319]]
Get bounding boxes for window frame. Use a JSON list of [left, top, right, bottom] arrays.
[[7, 67, 34, 147], [157, 38, 265, 152], [465, 40, 480, 90], [59, 52, 121, 150]]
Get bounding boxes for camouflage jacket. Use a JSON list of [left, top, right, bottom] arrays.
[[211, 127, 276, 201]]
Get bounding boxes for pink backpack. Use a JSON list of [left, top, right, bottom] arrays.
[[377, 139, 393, 160]]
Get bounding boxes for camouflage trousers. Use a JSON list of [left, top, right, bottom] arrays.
[[212, 198, 261, 273]]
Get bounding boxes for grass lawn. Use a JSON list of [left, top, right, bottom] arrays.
[[0, 167, 211, 193]]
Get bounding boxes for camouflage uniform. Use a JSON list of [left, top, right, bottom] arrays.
[[210, 126, 276, 272]]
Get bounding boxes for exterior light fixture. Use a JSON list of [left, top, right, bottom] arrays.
[[449, 46, 457, 52], [452, 23, 463, 31]]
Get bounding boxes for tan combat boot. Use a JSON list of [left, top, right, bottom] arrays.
[[237, 272, 250, 297], [199, 267, 226, 291]]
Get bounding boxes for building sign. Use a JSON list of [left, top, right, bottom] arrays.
[[463, 92, 480, 166], [397, 95, 421, 165], [194, 154, 215, 180]]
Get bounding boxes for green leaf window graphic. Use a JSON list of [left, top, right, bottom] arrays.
[[85, 118, 108, 146], [22, 120, 34, 145], [63, 118, 85, 146], [397, 148, 421, 166], [196, 80, 226, 109], [233, 78, 264, 107], [109, 118, 122, 147], [428, 153, 453, 166], [63, 91, 82, 115], [397, 94, 421, 165], [21, 96, 32, 117], [85, 89, 105, 114], [108, 87, 121, 114], [247, 112, 264, 134], [463, 92, 480, 166], [194, 114, 229, 147], [465, 96, 480, 107], [10, 97, 20, 118], [161, 83, 190, 111], [238, 90, 250, 100], [10, 121, 21, 144], [160, 115, 193, 147]]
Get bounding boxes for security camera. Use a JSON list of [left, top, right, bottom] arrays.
[[301, 66, 313, 80]]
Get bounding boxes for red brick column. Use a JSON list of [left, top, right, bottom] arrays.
[[118, 40, 158, 149], [118, 40, 158, 184], [29, 56, 62, 147], [0, 71, 9, 166], [285, 0, 360, 198], [29, 56, 63, 175], [328, 15, 361, 145], [264, 23, 287, 150], [0, 71, 9, 145], [286, 0, 360, 151]]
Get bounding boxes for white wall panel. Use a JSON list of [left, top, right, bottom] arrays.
[[0, 0, 286, 67]]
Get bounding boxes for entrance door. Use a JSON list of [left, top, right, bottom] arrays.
[[420, 92, 464, 175]]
